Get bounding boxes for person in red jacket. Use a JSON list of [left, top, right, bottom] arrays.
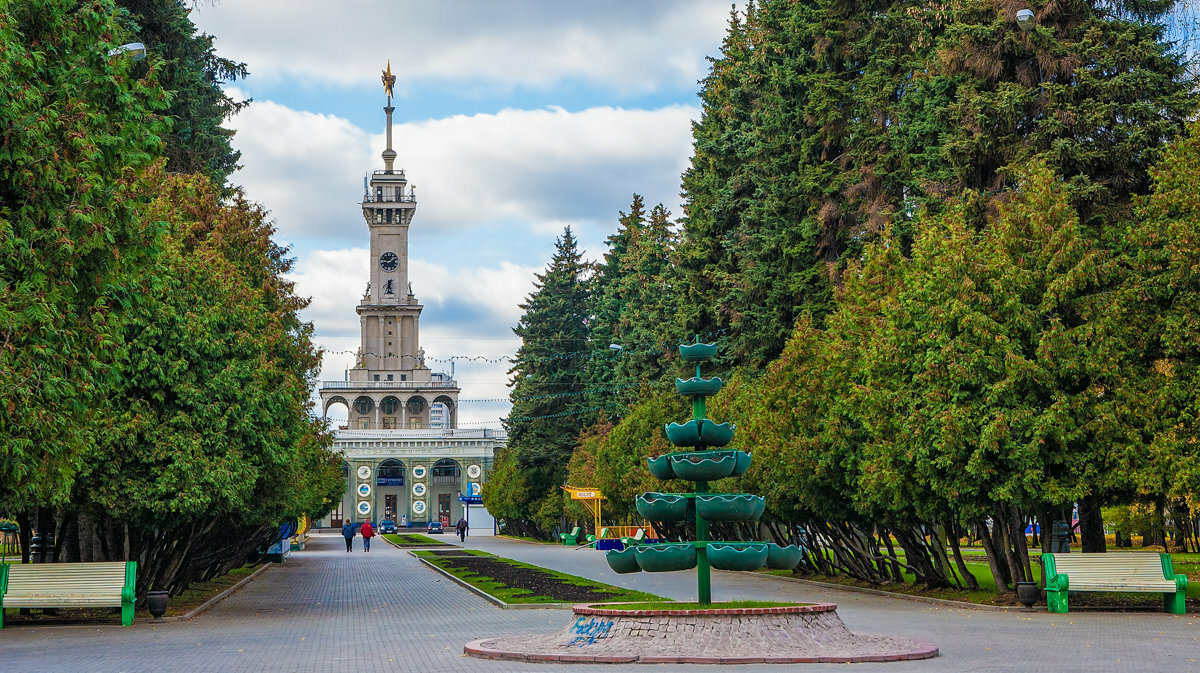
[[360, 520, 376, 552]]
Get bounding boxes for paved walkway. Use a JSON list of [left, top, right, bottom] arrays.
[[0, 531, 1195, 672]]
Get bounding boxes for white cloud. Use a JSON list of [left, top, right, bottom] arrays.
[[229, 96, 698, 249], [191, 1, 729, 96]]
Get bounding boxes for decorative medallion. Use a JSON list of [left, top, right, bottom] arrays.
[[467, 464, 482, 479], [412, 500, 426, 514], [413, 483, 427, 497], [357, 501, 371, 516], [357, 483, 372, 498], [412, 465, 427, 479], [357, 465, 372, 480]]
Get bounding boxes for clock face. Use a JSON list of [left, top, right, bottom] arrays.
[[379, 251, 399, 272]]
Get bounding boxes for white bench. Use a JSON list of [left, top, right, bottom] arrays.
[[1042, 552, 1187, 614], [0, 561, 137, 627]]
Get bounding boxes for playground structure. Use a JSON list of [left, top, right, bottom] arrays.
[[561, 486, 657, 549]]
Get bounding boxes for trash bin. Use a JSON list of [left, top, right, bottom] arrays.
[[1050, 521, 1070, 553]]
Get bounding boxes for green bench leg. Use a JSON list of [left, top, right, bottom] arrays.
[[1046, 589, 1069, 613], [1165, 591, 1186, 615], [121, 599, 134, 626]]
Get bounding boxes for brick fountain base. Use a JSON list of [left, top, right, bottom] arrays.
[[465, 603, 938, 664]]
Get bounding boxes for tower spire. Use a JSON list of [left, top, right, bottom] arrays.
[[381, 60, 398, 173]]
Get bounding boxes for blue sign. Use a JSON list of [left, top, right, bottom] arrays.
[[377, 477, 404, 486], [459, 495, 483, 504]]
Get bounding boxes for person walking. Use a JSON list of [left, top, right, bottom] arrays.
[[360, 520, 376, 552], [456, 517, 468, 543], [341, 520, 356, 552]]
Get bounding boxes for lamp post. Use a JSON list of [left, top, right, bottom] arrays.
[[1015, 9, 1036, 32], [106, 42, 147, 61]]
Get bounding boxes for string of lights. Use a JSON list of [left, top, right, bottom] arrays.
[[506, 402, 621, 423], [456, 383, 640, 404], [317, 329, 727, 364]]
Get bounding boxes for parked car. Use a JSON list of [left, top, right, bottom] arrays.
[[426, 521, 444, 534], [379, 519, 397, 534]]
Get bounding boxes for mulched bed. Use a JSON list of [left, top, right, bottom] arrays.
[[426, 549, 480, 557], [435, 556, 635, 603]]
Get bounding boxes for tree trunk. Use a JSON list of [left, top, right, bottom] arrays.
[[17, 511, 31, 564], [1077, 496, 1106, 553], [947, 522, 980, 590], [1009, 505, 1033, 581], [977, 519, 1010, 593]]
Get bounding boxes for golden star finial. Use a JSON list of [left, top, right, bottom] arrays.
[[381, 60, 397, 101]]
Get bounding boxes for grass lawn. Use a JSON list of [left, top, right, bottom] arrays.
[[411, 549, 494, 558], [497, 534, 558, 544], [383, 533, 451, 546], [420, 553, 664, 604]]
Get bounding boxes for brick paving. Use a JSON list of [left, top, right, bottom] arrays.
[[0, 532, 1196, 671]]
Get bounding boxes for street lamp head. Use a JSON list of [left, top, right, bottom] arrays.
[[1016, 9, 1036, 32], [107, 42, 147, 61], [608, 344, 623, 351]]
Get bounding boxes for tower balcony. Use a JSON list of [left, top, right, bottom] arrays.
[[363, 193, 416, 204], [320, 379, 459, 390]]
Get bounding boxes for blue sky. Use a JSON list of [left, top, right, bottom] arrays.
[[189, 1, 731, 427]]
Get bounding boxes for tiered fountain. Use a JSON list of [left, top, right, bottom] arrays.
[[603, 339, 801, 598], [465, 341, 938, 664]]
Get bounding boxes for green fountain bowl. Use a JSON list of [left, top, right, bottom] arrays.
[[646, 454, 676, 480], [665, 420, 702, 447], [634, 543, 697, 572], [766, 543, 803, 570], [664, 419, 735, 448], [666, 450, 749, 481], [636, 492, 689, 521], [731, 450, 752, 477], [606, 547, 642, 574], [668, 451, 735, 481], [675, 376, 724, 397], [679, 342, 717, 361], [700, 420, 734, 447], [707, 542, 768, 571], [695, 494, 765, 522]]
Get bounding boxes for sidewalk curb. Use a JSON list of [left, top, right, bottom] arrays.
[[410, 553, 572, 610], [175, 564, 272, 621], [760, 573, 1025, 612]]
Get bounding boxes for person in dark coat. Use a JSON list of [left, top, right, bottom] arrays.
[[360, 520, 375, 552], [455, 517, 468, 543], [341, 520, 356, 552]]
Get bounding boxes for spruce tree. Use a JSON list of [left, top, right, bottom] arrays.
[[677, 0, 1195, 371], [488, 228, 591, 535], [587, 196, 680, 416], [117, 0, 249, 189]]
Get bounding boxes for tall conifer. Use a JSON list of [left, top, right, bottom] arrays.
[[488, 228, 591, 534]]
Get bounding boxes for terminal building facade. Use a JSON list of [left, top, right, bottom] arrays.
[[317, 69, 504, 530]]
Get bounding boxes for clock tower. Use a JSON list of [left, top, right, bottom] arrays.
[[315, 63, 502, 531], [319, 61, 460, 432]]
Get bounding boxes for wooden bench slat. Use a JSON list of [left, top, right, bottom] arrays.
[[1, 561, 137, 628], [1042, 552, 1186, 614]]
